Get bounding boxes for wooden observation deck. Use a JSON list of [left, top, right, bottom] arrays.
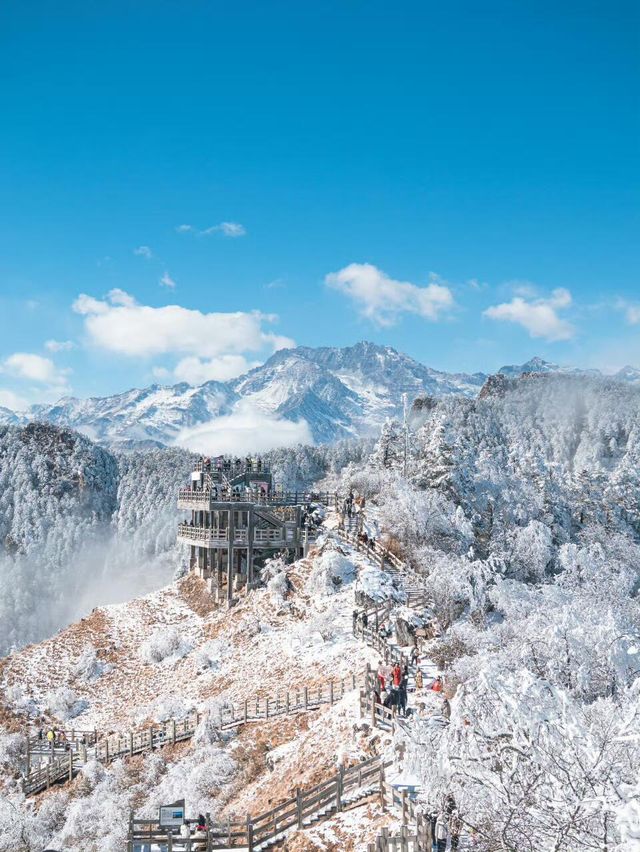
[[177, 456, 337, 604]]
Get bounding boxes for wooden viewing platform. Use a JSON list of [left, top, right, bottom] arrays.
[[177, 456, 339, 602]]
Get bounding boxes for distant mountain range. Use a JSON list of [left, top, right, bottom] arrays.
[[1, 343, 639, 448]]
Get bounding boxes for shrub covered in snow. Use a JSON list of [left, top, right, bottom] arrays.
[[45, 686, 89, 721], [306, 550, 355, 596], [72, 645, 111, 682], [0, 733, 25, 773], [358, 564, 403, 605], [139, 627, 191, 664]]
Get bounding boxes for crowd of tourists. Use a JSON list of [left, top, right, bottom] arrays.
[[35, 727, 89, 753]]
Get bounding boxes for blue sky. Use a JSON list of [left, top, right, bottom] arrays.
[[0, 0, 638, 408]]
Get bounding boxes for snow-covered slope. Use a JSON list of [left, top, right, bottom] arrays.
[[26, 343, 487, 447], [232, 342, 486, 442], [0, 543, 387, 851], [30, 382, 237, 448]]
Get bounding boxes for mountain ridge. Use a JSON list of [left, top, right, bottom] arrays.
[[3, 342, 640, 448]]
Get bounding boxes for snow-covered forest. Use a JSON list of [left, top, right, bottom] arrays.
[[341, 373, 640, 848], [0, 423, 371, 655]]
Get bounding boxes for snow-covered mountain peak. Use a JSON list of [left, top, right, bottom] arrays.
[[8, 344, 640, 449], [498, 355, 560, 376]]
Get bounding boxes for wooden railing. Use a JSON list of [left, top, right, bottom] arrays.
[[177, 524, 229, 543], [337, 527, 430, 611], [22, 751, 78, 796], [127, 754, 385, 851], [23, 674, 361, 796], [178, 489, 339, 507], [366, 778, 433, 852]]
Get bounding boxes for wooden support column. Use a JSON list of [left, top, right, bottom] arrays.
[[247, 505, 255, 590], [227, 508, 234, 602], [247, 816, 254, 852], [296, 788, 303, 828]]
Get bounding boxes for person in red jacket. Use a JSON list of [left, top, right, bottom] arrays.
[[431, 675, 443, 692], [392, 664, 402, 688]]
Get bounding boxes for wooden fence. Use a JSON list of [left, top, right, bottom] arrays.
[[366, 780, 433, 852], [178, 489, 339, 508], [127, 754, 384, 851], [336, 528, 429, 610], [23, 674, 362, 796]]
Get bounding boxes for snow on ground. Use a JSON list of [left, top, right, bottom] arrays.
[[0, 526, 421, 851], [0, 539, 380, 731]]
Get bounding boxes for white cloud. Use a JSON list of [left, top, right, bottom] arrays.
[[174, 400, 312, 455], [73, 294, 111, 315], [173, 355, 260, 384], [159, 271, 177, 289], [2, 352, 70, 385], [483, 288, 574, 341], [133, 245, 153, 259], [71, 289, 295, 360], [176, 222, 246, 238], [152, 366, 172, 381], [207, 222, 246, 237], [624, 304, 640, 325], [45, 339, 76, 352], [0, 388, 29, 411], [325, 263, 455, 327]]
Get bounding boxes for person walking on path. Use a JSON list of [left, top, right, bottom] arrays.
[[450, 809, 462, 851], [415, 669, 423, 690], [392, 663, 402, 688], [398, 676, 408, 716], [435, 813, 448, 852]]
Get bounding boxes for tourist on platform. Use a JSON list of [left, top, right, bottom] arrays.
[[179, 820, 191, 840], [392, 663, 402, 688], [361, 611, 368, 630], [377, 666, 386, 692], [415, 669, 424, 690], [410, 645, 419, 666]]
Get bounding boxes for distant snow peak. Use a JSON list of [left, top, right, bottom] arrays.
[[498, 356, 560, 376]]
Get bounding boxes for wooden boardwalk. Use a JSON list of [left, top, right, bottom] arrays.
[[127, 754, 385, 851], [23, 674, 361, 796]]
